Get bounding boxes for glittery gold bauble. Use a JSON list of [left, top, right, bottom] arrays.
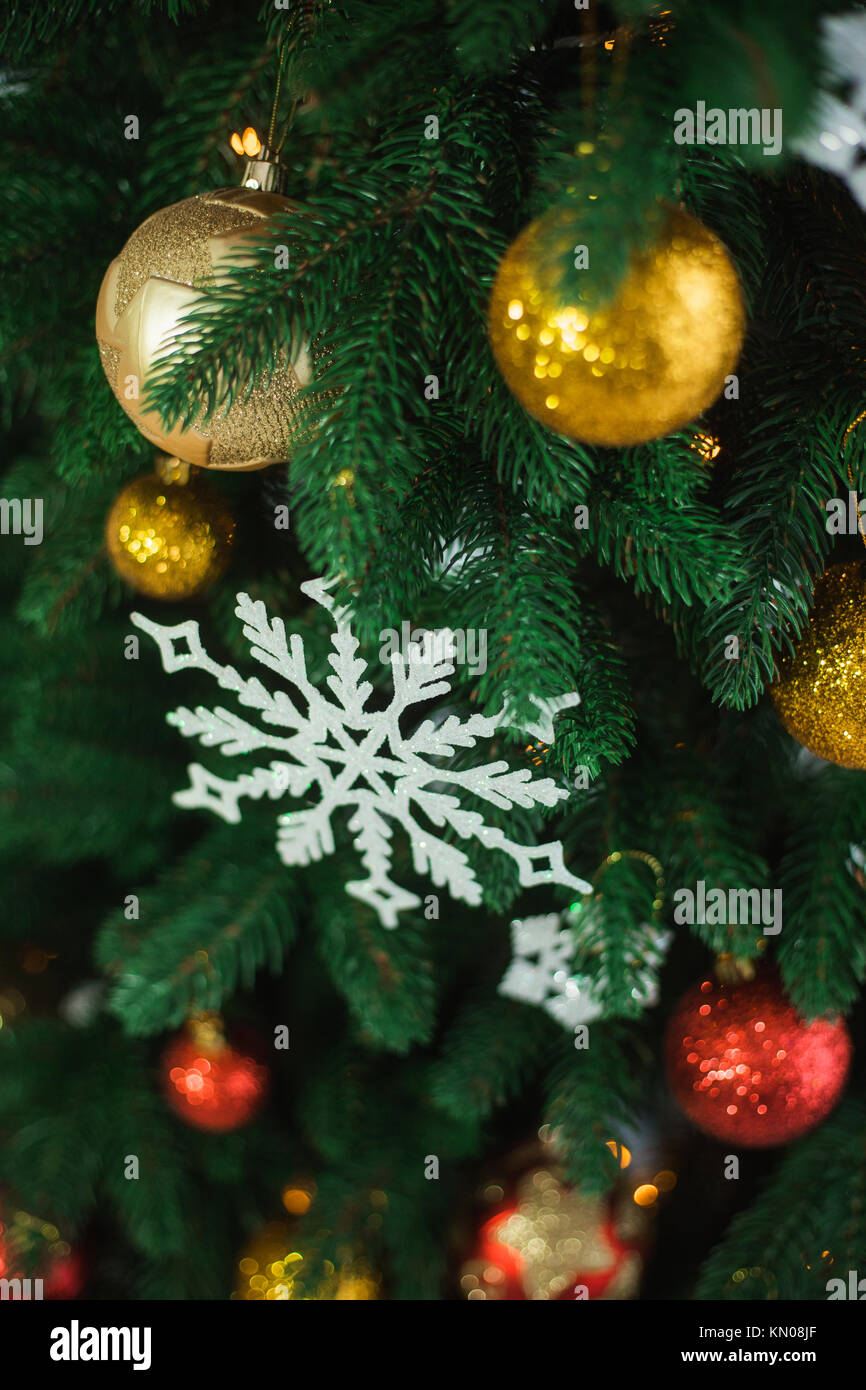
[[95, 187, 312, 470], [233, 1222, 379, 1301], [488, 202, 745, 447], [771, 561, 866, 768], [106, 467, 235, 600]]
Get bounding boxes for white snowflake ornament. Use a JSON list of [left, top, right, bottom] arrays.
[[846, 841, 866, 882], [131, 579, 589, 927], [794, 12, 866, 210], [499, 910, 671, 1029], [499, 912, 605, 1028]]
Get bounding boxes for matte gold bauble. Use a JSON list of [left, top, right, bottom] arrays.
[[771, 561, 866, 769], [95, 187, 311, 471], [106, 463, 235, 600], [488, 202, 745, 447]]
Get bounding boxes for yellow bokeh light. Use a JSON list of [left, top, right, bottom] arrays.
[[633, 1184, 658, 1207], [281, 1186, 312, 1215], [230, 127, 263, 158], [691, 430, 721, 461], [605, 1140, 632, 1169]]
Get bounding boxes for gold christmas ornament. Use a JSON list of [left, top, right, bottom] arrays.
[[106, 458, 235, 601], [233, 1222, 379, 1301], [771, 561, 866, 769], [95, 152, 311, 471], [488, 202, 745, 447]]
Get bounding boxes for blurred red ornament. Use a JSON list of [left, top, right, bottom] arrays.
[[460, 1165, 646, 1300], [664, 967, 851, 1147], [162, 1016, 269, 1132], [0, 1209, 85, 1299], [42, 1247, 85, 1299]]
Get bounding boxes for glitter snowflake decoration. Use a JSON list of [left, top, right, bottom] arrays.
[[793, 12, 866, 211], [131, 579, 590, 927], [498, 910, 671, 1029]]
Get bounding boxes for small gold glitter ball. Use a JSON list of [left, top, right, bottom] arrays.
[[95, 187, 312, 471], [771, 562, 866, 769], [488, 202, 745, 447], [106, 468, 235, 600], [234, 1222, 379, 1301]]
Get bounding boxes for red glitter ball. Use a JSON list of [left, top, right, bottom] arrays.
[[664, 968, 851, 1147], [161, 1030, 269, 1132]]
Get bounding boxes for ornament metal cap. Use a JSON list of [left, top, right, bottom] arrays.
[[241, 142, 287, 194]]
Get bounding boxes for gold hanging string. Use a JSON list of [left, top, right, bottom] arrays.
[[266, 29, 293, 150], [842, 408, 866, 550], [580, 849, 665, 920], [578, 15, 633, 138], [579, 2, 598, 138], [608, 24, 632, 106], [267, 3, 318, 156], [275, 96, 300, 155]]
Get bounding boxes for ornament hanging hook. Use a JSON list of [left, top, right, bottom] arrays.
[[577, 848, 665, 921], [232, 24, 300, 192]]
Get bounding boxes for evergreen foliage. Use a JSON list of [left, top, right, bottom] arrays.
[[1, 0, 865, 1301]]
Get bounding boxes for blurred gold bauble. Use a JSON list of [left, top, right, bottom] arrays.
[[106, 462, 235, 600], [234, 1222, 379, 1301], [95, 187, 312, 471], [488, 202, 745, 447], [771, 561, 866, 769]]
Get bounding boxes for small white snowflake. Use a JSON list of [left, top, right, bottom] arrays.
[[794, 13, 866, 211], [131, 579, 589, 927], [847, 842, 866, 882], [499, 910, 671, 1028]]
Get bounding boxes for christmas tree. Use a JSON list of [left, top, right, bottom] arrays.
[[2, 0, 866, 1314]]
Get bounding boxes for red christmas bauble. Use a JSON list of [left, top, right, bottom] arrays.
[[664, 968, 851, 1147], [460, 1165, 646, 1300], [162, 1020, 269, 1132], [0, 1210, 85, 1298], [42, 1247, 86, 1299]]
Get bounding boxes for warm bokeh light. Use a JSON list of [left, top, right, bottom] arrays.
[[691, 430, 721, 461], [234, 1221, 378, 1300], [653, 1170, 677, 1193], [230, 126, 262, 157], [281, 1186, 312, 1216], [605, 1139, 632, 1169], [633, 1184, 658, 1207]]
